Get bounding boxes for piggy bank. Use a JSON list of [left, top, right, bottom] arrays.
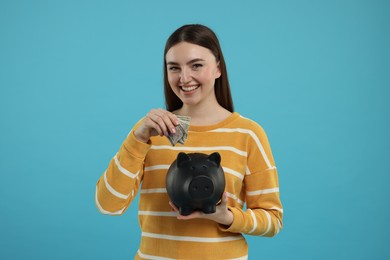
[[166, 152, 225, 216]]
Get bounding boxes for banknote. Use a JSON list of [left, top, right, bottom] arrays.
[[177, 115, 190, 144], [167, 115, 191, 146], [168, 123, 185, 145]]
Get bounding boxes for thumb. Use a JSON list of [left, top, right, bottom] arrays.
[[220, 192, 228, 206]]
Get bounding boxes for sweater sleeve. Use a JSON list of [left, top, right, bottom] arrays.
[[220, 124, 283, 236], [95, 123, 150, 215]]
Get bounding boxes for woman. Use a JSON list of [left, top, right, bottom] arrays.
[[96, 24, 283, 259]]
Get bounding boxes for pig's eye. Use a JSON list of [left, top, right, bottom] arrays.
[[202, 165, 208, 170], [190, 166, 196, 170]]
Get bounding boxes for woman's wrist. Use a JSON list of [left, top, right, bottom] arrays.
[[134, 129, 150, 143], [220, 208, 233, 226]]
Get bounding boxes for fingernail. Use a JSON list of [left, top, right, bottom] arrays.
[[171, 128, 176, 133]]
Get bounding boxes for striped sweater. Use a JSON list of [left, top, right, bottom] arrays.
[[95, 112, 283, 259]]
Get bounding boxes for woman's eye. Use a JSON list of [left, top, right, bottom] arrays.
[[168, 66, 179, 72], [192, 64, 203, 70]]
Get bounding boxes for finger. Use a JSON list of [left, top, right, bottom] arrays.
[[148, 113, 167, 136], [177, 211, 203, 220], [219, 192, 228, 208], [150, 110, 171, 136], [222, 192, 228, 203], [169, 201, 179, 212], [167, 112, 180, 126], [157, 109, 178, 135], [144, 116, 164, 136], [148, 110, 170, 136]]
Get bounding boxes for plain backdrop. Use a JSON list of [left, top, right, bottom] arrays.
[[1, 0, 389, 259]]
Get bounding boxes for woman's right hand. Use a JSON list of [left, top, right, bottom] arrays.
[[134, 109, 179, 143]]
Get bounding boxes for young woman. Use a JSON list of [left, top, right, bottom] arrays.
[[96, 24, 283, 259]]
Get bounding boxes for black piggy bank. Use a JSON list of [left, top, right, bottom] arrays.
[[166, 152, 225, 216]]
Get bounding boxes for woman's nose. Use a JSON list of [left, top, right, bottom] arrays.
[[180, 68, 191, 84]]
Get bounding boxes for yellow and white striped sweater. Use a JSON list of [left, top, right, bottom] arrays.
[[96, 112, 283, 259]]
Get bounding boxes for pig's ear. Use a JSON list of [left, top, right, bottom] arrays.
[[208, 152, 221, 166], [177, 152, 191, 167]]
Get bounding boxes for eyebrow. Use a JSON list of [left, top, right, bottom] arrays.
[[166, 58, 206, 66]]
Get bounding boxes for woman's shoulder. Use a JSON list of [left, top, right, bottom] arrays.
[[233, 113, 266, 131]]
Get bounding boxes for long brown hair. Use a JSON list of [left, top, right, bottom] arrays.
[[163, 24, 234, 112]]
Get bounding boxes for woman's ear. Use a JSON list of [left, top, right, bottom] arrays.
[[215, 61, 222, 79]]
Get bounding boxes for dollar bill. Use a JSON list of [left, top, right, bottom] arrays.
[[167, 115, 191, 146], [177, 115, 190, 144], [167, 125, 184, 146]]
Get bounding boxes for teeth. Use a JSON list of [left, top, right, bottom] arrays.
[[181, 85, 199, 92]]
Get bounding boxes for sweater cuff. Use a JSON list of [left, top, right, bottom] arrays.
[[219, 206, 244, 233], [123, 131, 151, 159]]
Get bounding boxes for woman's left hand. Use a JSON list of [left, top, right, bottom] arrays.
[[169, 192, 233, 226]]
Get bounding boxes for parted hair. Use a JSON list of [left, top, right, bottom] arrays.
[[163, 24, 234, 112]]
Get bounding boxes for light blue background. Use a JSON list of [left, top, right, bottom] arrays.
[[1, 0, 389, 259]]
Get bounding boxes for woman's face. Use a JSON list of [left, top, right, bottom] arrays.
[[165, 42, 221, 108]]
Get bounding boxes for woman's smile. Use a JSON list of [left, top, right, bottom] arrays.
[[180, 84, 201, 93]]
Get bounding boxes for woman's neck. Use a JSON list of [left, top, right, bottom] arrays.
[[175, 104, 232, 126]]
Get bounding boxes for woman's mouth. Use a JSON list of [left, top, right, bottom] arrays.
[[180, 85, 200, 92]]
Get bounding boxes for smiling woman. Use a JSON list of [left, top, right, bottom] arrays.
[[165, 42, 223, 121], [163, 24, 234, 116], [95, 24, 283, 259]]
